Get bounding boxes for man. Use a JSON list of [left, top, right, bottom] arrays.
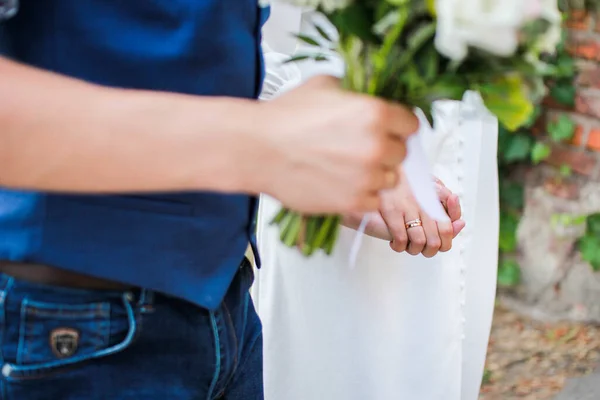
[[0, 1, 423, 399]]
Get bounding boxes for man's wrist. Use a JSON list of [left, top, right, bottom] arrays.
[[180, 97, 269, 195]]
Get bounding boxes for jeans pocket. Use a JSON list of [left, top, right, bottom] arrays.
[[2, 293, 137, 382], [16, 300, 111, 366]]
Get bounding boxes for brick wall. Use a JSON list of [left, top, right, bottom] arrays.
[[545, 10, 600, 178]]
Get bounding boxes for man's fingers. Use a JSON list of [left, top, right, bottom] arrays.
[[353, 192, 381, 213], [386, 103, 420, 140], [381, 139, 407, 169], [371, 168, 400, 191], [305, 75, 341, 89]]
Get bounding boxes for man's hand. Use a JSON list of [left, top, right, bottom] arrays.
[[343, 173, 465, 258], [0, 60, 415, 207], [252, 76, 419, 215]]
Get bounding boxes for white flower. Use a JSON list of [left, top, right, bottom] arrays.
[[434, 0, 559, 61], [280, 0, 353, 13], [536, 0, 562, 54]]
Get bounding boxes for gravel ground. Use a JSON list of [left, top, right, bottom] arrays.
[[479, 304, 600, 400]]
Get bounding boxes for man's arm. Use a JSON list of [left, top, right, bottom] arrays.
[[0, 56, 260, 194], [0, 57, 418, 214]]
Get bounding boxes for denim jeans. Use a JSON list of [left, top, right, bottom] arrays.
[[0, 259, 263, 400]]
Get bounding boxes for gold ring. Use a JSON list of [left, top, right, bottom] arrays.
[[405, 218, 422, 229]]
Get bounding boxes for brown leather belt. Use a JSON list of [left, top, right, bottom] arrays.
[[0, 261, 136, 291]]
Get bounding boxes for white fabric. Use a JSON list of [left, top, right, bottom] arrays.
[[254, 5, 500, 400], [260, 42, 302, 101]]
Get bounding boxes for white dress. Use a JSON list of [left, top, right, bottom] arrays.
[[253, 5, 500, 400]]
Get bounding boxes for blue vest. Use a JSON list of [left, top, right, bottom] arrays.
[[0, 0, 268, 310]]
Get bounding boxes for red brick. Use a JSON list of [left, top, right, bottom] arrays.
[[568, 39, 600, 61], [544, 179, 580, 200], [575, 91, 600, 119], [545, 145, 598, 176], [585, 127, 600, 151], [567, 10, 591, 30], [569, 125, 600, 152], [571, 125, 586, 147], [576, 64, 600, 89]]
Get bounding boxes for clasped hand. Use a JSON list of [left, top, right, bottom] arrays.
[[344, 171, 465, 258]]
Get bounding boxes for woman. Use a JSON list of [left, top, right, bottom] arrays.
[[253, 3, 500, 399]]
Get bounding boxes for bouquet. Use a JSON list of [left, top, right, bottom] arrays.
[[272, 0, 563, 256]]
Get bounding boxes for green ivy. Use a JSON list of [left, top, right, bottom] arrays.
[[498, 260, 522, 287], [577, 214, 600, 271], [496, 21, 580, 287]]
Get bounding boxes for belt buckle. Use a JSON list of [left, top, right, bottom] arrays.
[[0, 0, 18, 21]]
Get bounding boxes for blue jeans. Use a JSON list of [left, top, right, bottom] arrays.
[[0, 259, 263, 399]]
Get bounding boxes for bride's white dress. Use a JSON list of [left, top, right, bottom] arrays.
[[252, 4, 500, 400]]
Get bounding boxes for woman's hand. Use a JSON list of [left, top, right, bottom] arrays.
[[343, 172, 465, 258]]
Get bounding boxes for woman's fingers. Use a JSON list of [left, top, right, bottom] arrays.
[[437, 219, 455, 253], [405, 212, 426, 256], [446, 194, 462, 222], [383, 210, 408, 253], [436, 182, 452, 210], [452, 219, 466, 237], [435, 179, 462, 223], [421, 213, 443, 258]]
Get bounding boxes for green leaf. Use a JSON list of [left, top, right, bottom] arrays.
[[550, 84, 576, 107], [500, 181, 525, 210], [329, 3, 378, 43], [407, 22, 436, 50], [384, 0, 409, 6], [497, 260, 521, 287], [426, 0, 436, 16], [578, 235, 600, 271], [480, 75, 535, 131], [548, 114, 576, 142], [421, 46, 439, 82], [294, 34, 321, 47], [555, 55, 576, 77], [531, 142, 551, 164], [499, 212, 520, 252], [373, 10, 401, 36], [502, 134, 533, 163], [559, 164, 573, 177], [314, 24, 333, 42], [523, 106, 543, 129], [392, 22, 437, 74], [586, 213, 600, 236], [284, 54, 311, 64], [420, 77, 468, 104], [551, 213, 587, 228]]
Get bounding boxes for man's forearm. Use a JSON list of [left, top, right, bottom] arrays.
[[0, 57, 261, 194]]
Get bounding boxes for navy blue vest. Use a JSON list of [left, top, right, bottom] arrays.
[[0, 0, 268, 310]]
